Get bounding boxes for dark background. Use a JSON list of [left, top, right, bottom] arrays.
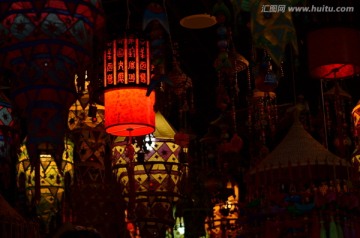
[[100, 0, 360, 137]]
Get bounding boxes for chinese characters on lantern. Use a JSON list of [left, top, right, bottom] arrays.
[[104, 34, 151, 87]]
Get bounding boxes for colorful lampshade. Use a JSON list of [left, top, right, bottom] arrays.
[[17, 138, 74, 232], [68, 97, 121, 236], [68, 90, 108, 171], [323, 83, 353, 157], [103, 33, 155, 137], [68, 93, 105, 130], [352, 100, 360, 165], [0, 91, 14, 158], [307, 27, 360, 79], [112, 112, 186, 237], [0, 0, 104, 170], [0, 91, 16, 192], [205, 182, 240, 237], [352, 100, 360, 130], [0, 91, 14, 129]]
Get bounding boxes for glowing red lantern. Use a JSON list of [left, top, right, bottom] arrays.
[[307, 27, 360, 79], [103, 33, 155, 136]]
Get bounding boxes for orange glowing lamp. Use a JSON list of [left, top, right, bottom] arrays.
[[352, 101, 360, 129], [103, 33, 155, 136]]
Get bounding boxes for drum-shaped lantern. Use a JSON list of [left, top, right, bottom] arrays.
[[307, 27, 360, 79], [103, 34, 155, 136]]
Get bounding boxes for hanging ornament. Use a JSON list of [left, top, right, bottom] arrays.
[[0, 0, 104, 171], [250, 0, 299, 67], [324, 82, 353, 157], [112, 112, 186, 237], [103, 33, 155, 137], [255, 50, 278, 92], [17, 137, 74, 231]]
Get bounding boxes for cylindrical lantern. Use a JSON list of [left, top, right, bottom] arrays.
[[307, 27, 360, 79], [103, 33, 155, 136]]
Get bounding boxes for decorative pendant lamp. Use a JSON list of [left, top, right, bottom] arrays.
[[112, 112, 187, 237], [205, 182, 240, 237], [103, 33, 155, 137], [353, 101, 360, 130], [68, 91, 123, 237], [248, 90, 277, 150], [323, 83, 353, 157], [17, 138, 74, 233], [307, 27, 360, 79], [351, 100, 360, 172], [0, 91, 16, 193], [0, 0, 104, 176]]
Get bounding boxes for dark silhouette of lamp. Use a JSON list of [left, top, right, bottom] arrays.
[[307, 27, 360, 79]]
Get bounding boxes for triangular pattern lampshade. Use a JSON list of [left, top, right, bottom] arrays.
[[0, 0, 104, 171], [112, 112, 186, 237]]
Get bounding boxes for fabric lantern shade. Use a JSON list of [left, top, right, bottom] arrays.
[[0, 0, 104, 170], [0, 91, 14, 154], [307, 27, 360, 79], [103, 33, 155, 136], [112, 112, 186, 237], [17, 137, 74, 230], [105, 88, 155, 136], [0, 92, 14, 129]]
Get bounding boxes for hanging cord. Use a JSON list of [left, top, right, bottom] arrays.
[[320, 79, 329, 149], [162, 0, 175, 55], [126, 0, 131, 30], [231, 44, 238, 134], [163, 0, 192, 131], [290, 46, 297, 105]]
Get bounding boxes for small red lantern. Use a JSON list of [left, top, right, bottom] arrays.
[[307, 27, 360, 79], [103, 33, 155, 136]]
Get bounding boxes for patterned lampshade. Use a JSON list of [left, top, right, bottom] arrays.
[[112, 112, 187, 237], [103, 33, 155, 137]]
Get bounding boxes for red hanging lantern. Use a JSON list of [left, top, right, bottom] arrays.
[[103, 33, 155, 137], [307, 27, 360, 79]]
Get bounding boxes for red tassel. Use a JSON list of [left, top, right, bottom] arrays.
[[125, 143, 135, 161]]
